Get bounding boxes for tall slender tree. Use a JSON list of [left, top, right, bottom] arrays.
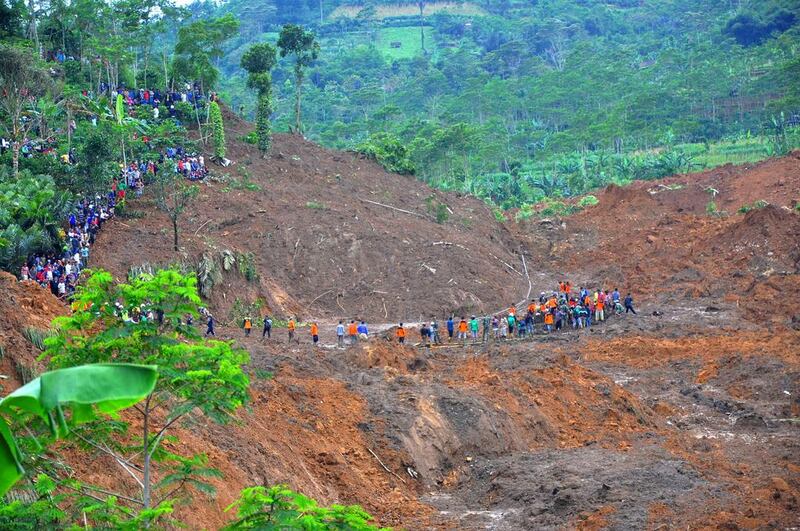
[[277, 24, 319, 135], [0, 44, 52, 177], [240, 42, 276, 156]]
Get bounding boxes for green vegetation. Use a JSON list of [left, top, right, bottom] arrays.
[[210, 101, 226, 160], [241, 42, 278, 156], [211, 0, 800, 208], [738, 199, 770, 213], [0, 363, 158, 496], [277, 24, 320, 134], [41, 269, 250, 522], [223, 484, 385, 530]]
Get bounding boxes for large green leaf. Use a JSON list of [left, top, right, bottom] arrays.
[[0, 364, 158, 497]]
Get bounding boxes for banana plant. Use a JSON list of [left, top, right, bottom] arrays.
[[0, 363, 158, 496]]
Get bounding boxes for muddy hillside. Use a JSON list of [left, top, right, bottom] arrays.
[[4, 112, 799, 529]]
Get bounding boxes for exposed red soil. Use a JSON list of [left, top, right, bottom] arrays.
[[3, 111, 799, 529], [0, 272, 67, 390]]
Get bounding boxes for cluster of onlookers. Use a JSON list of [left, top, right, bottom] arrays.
[[20, 194, 114, 300]]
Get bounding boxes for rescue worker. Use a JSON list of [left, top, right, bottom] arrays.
[[397, 323, 406, 344], [310, 322, 319, 345], [287, 317, 296, 343], [243, 316, 252, 337]]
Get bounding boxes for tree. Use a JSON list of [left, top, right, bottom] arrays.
[[0, 44, 53, 177], [45, 269, 250, 513], [153, 170, 198, 251], [172, 13, 239, 93], [277, 24, 319, 135], [209, 100, 225, 160], [240, 42, 277, 156], [0, 169, 71, 272], [0, 363, 158, 497], [223, 485, 385, 530]]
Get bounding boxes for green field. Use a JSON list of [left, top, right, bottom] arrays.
[[321, 26, 435, 60], [375, 27, 430, 60]]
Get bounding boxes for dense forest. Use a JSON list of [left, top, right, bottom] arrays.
[[206, 0, 800, 205]]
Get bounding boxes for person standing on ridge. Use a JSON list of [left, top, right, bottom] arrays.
[[482, 315, 491, 342], [336, 320, 345, 347], [287, 317, 296, 343], [446, 316, 455, 342], [469, 315, 479, 341], [310, 322, 319, 346], [397, 323, 406, 344], [431, 319, 440, 344], [263, 315, 272, 338], [357, 320, 369, 340], [348, 320, 358, 345], [458, 317, 468, 342], [420, 322, 430, 347], [624, 293, 637, 314]]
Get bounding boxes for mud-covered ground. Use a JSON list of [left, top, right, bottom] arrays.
[[4, 114, 799, 528], [222, 299, 799, 530]]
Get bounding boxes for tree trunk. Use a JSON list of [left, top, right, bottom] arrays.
[[172, 216, 179, 251], [12, 142, 20, 178], [142, 397, 151, 509], [295, 67, 303, 134]]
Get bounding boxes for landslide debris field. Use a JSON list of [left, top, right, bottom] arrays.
[[9, 117, 800, 529]]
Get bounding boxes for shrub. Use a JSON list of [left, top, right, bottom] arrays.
[[355, 132, 415, 175], [240, 131, 258, 145], [209, 101, 226, 160], [515, 203, 534, 222], [223, 485, 382, 530], [577, 195, 599, 208], [493, 207, 507, 223], [738, 199, 769, 213], [706, 201, 718, 215]]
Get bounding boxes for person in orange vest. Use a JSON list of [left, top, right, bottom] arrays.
[[457, 317, 468, 341], [508, 305, 517, 316], [348, 320, 358, 345], [243, 316, 252, 337], [595, 299, 605, 322], [310, 322, 319, 345], [396, 323, 406, 344], [544, 311, 555, 332], [287, 317, 296, 343]]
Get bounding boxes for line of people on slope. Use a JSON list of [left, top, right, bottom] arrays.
[[406, 283, 637, 346], [226, 282, 637, 346]]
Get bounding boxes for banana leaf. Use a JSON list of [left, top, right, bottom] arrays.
[[0, 363, 158, 496]]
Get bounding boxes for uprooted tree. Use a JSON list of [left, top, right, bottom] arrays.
[[240, 42, 277, 156]]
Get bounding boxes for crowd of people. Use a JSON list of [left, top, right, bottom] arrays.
[[233, 282, 637, 347], [18, 142, 206, 293], [20, 193, 115, 300]]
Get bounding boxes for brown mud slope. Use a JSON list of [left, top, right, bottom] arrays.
[[0, 272, 66, 389], [91, 110, 530, 322], [3, 110, 799, 529], [515, 151, 800, 327]]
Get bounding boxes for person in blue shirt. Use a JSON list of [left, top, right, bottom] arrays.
[[336, 321, 345, 347], [446, 316, 455, 341], [357, 321, 369, 339], [612, 288, 620, 303]]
